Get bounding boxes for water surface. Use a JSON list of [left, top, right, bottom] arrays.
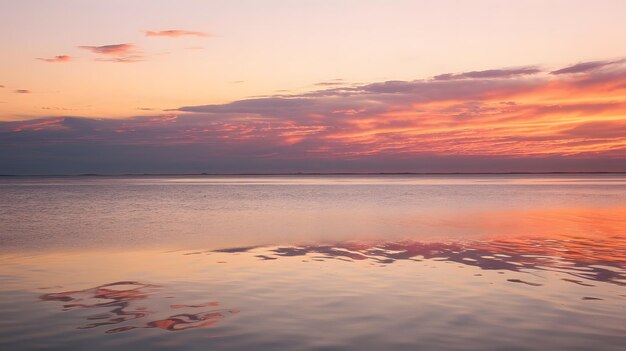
[[0, 175, 625, 350]]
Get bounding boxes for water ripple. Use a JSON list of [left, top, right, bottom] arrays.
[[40, 281, 239, 334], [210, 235, 626, 286]]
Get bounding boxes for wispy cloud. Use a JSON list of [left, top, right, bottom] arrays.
[[434, 67, 541, 80], [314, 80, 345, 86], [550, 59, 625, 75], [14, 89, 31, 94], [41, 106, 74, 111], [145, 30, 208, 38], [78, 43, 137, 56], [36, 55, 72, 63], [79, 43, 144, 63], [95, 55, 145, 63]]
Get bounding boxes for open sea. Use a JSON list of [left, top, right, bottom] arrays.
[[0, 175, 624, 350]]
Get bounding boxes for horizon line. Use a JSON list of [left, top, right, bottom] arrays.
[[2, 171, 626, 177]]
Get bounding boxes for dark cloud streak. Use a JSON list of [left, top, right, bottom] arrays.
[[36, 55, 72, 63], [551, 59, 625, 75], [434, 67, 541, 80], [78, 44, 137, 56]]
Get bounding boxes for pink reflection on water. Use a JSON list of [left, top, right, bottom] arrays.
[[242, 234, 626, 286], [40, 281, 239, 333]]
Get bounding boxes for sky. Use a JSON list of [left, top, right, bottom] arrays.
[[1, 0, 625, 174]]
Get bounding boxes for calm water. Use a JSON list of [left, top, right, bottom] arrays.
[[0, 175, 625, 350]]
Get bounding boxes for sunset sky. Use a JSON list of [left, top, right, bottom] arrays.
[[1, 0, 626, 174]]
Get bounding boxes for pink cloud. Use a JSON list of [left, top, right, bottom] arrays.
[[36, 55, 72, 63], [78, 44, 137, 56], [9, 118, 65, 132], [79, 44, 144, 63], [145, 30, 208, 38]]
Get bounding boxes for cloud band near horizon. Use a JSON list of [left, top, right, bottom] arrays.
[[1, 59, 625, 174]]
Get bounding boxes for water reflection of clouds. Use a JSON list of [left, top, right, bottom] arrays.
[[40, 281, 239, 333], [209, 235, 626, 287], [37, 234, 625, 337]]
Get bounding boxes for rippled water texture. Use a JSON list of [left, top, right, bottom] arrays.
[[0, 175, 625, 350]]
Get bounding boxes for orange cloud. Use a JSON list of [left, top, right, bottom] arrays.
[[14, 89, 31, 94], [36, 55, 72, 63], [145, 30, 208, 38], [175, 59, 626, 159]]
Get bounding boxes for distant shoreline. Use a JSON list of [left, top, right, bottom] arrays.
[[1, 171, 626, 177]]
